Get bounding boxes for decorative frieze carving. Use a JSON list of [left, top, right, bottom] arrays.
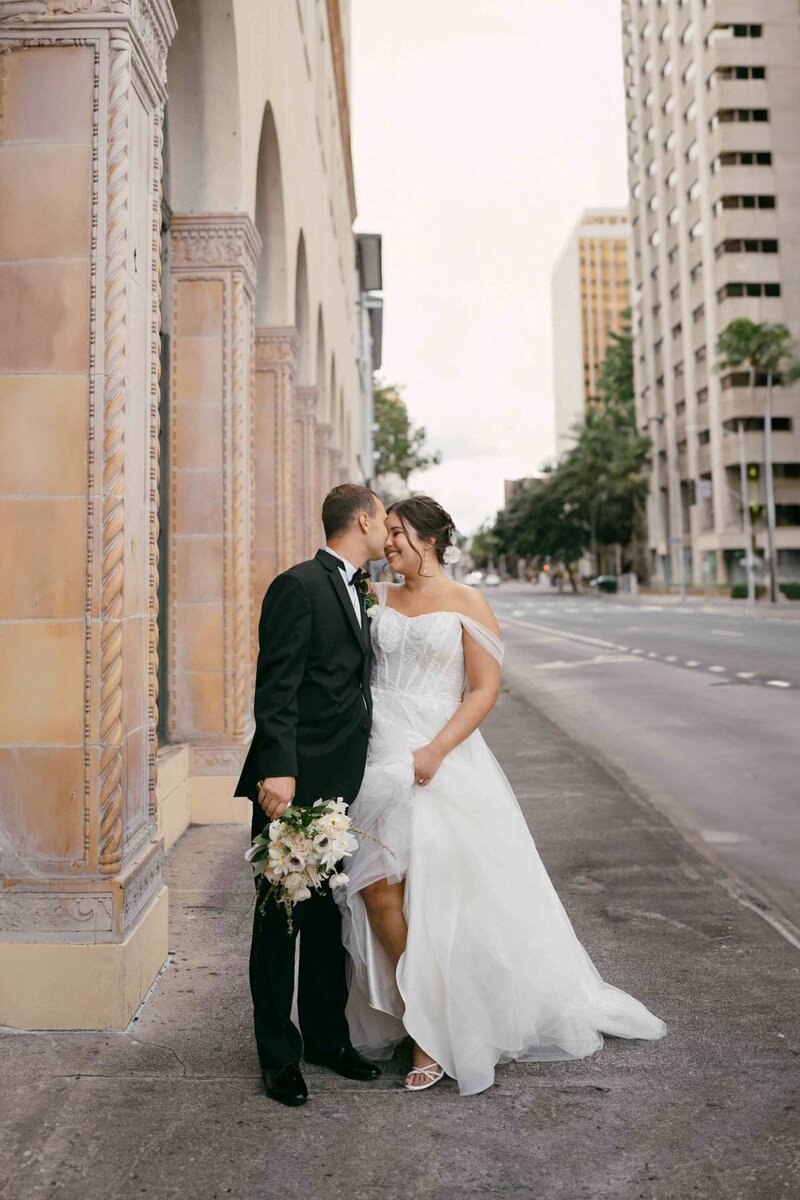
[[255, 327, 299, 573], [0, 893, 114, 939], [171, 214, 261, 293], [190, 746, 246, 776], [121, 841, 164, 934], [254, 327, 298, 368], [0, 0, 175, 85]]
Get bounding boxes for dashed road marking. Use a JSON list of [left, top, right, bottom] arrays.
[[709, 666, 727, 673], [711, 629, 743, 638], [685, 660, 699, 667], [737, 671, 756, 680], [664, 655, 678, 662], [766, 679, 791, 689]]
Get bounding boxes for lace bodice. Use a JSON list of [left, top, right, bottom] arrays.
[[369, 584, 504, 706]]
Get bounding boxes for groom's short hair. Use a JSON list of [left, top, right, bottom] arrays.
[[322, 484, 379, 539]]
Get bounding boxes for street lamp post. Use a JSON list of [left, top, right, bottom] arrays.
[[736, 420, 757, 604]]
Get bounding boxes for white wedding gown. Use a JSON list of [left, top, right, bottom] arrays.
[[337, 583, 667, 1095]]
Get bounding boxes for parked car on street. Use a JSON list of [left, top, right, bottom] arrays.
[[464, 570, 484, 587], [589, 575, 618, 594], [484, 572, 501, 588]]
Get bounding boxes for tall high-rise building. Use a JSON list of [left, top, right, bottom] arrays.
[[621, 1, 800, 587], [551, 209, 631, 458]]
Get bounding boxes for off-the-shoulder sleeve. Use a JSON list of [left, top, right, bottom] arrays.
[[458, 614, 504, 666], [373, 580, 391, 605]]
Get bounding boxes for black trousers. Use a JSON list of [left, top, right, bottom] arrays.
[[248, 730, 369, 1071]]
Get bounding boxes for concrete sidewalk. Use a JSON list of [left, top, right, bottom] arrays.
[[2, 688, 798, 1200]]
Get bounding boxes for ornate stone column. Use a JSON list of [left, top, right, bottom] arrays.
[[293, 385, 318, 560], [315, 421, 333, 513], [167, 214, 260, 801], [0, 0, 176, 1028], [253, 328, 298, 611]]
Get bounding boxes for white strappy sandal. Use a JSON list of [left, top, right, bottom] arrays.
[[405, 1060, 445, 1092]]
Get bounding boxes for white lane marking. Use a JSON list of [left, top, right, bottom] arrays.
[[631, 648, 645, 654], [685, 660, 699, 667], [664, 655, 678, 662], [500, 616, 619, 651], [700, 829, 753, 845], [647, 651, 659, 658], [616, 645, 630, 651], [511, 609, 526, 617], [709, 665, 727, 673], [766, 679, 791, 688], [533, 654, 640, 672], [736, 671, 756, 680], [711, 629, 743, 638]]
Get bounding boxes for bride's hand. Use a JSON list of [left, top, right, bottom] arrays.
[[412, 744, 444, 788]]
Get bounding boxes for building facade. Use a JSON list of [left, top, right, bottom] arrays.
[[551, 209, 631, 458], [621, 0, 800, 586], [0, 0, 379, 1028]]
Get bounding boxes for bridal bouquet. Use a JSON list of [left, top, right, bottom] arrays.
[[246, 798, 359, 933]]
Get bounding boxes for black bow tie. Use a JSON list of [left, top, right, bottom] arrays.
[[350, 567, 370, 588]]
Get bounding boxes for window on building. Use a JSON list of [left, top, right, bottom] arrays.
[[681, 22, 693, 43], [685, 139, 699, 162], [662, 59, 673, 78], [675, 360, 684, 376], [695, 344, 706, 362], [713, 65, 767, 81], [668, 206, 680, 226], [687, 179, 701, 202], [693, 303, 704, 322], [714, 238, 779, 257], [648, 158, 657, 176], [672, 322, 682, 337], [690, 261, 703, 280], [663, 95, 675, 115], [683, 62, 696, 84], [721, 370, 770, 389], [665, 130, 677, 151], [649, 193, 660, 211], [690, 218, 703, 240], [776, 505, 800, 527], [650, 229, 661, 246], [717, 282, 782, 300], [714, 150, 772, 168], [684, 99, 698, 123], [667, 167, 678, 188], [715, 194, 776, 212], [696, 387, 708, 403], [660, 21, 671, 42]]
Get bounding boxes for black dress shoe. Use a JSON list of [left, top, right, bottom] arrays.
[[262, 1064, 308, 1107], [304, 1045, 381, 1081]]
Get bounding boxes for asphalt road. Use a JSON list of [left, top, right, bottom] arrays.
[[491, 585, 800, 689], [490, 585, 800, 935]]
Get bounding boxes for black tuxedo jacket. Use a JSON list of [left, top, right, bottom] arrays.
[[235, 550, 373, 807]]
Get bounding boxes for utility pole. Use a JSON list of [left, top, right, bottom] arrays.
[[736, 420, 756, 603], [764, 373, 778, 603]]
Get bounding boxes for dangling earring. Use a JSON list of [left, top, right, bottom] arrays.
[[421, 547, 429, 577]]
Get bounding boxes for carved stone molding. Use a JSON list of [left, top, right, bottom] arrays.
[[254, 327, 299, 371], [171, 213, 261, 294], [0, 0, 177, 87], [294, 384, 318, 422], [190, 745, 246, 777]]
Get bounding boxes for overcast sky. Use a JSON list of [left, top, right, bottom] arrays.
[[351, 0, 629, 534]]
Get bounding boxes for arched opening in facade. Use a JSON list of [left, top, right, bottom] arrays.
[[316, 307, 327, 419], [254, 105, 287, 326], [294, 233, 311, 384], [165, 0, 242, 212]]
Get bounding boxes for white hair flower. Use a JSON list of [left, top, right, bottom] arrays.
[[443, 545, 461, 565]]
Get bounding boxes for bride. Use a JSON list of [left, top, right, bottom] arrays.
[[337, 495, 667, 1095]]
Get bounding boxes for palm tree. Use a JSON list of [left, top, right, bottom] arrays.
[[716, 319, 800, 602]]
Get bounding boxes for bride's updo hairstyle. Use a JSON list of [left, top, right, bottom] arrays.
[[386, 496, 457, 572]]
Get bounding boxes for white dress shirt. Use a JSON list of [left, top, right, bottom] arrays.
[[322, 545, 363, 627]]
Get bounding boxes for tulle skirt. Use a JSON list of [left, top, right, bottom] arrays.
[[337, 686, 667, 1096]]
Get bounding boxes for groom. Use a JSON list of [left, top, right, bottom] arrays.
[[235, 483, 388, 1106]]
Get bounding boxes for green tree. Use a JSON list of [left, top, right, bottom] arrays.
[[493, 311, 649, 585], [373, 382, 441, 491], [715, 319, 800, 601]]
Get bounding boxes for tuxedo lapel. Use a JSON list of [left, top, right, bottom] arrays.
[[315, 549, 367, 657]]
